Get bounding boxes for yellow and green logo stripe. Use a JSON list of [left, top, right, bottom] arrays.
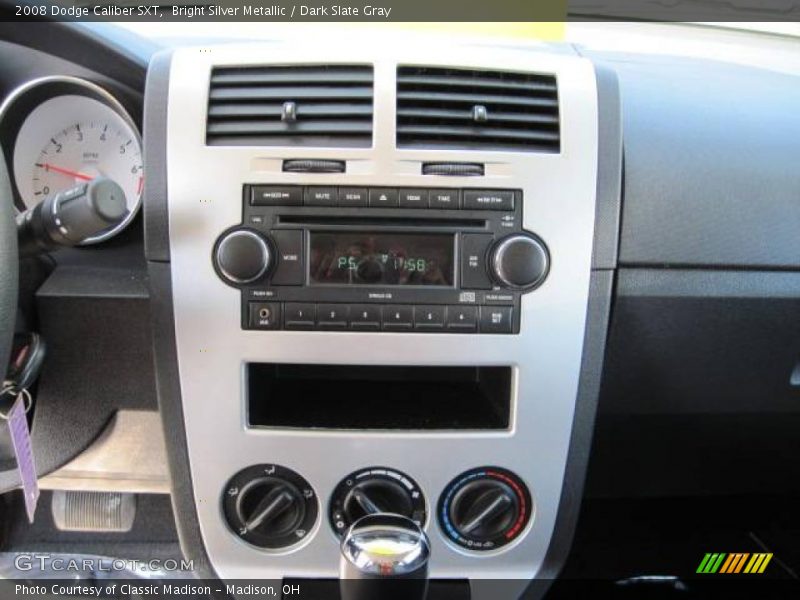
[[697, 552, 773, 574]]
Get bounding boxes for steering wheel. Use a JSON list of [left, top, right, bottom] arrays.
[[0, 147, 17, 380]]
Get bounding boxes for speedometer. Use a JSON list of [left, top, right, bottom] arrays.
[[0, 77, 142, 244]]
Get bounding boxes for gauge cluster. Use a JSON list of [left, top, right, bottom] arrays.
[[0, 77, 142, 244]]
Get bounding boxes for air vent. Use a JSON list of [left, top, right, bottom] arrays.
[[397, 66, 560, 153], [206, 65, 373, 147]]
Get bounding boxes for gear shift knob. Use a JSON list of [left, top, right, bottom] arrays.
[[340, 513, 430, 600]]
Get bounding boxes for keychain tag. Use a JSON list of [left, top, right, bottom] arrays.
[[3, 391, 39, 522]]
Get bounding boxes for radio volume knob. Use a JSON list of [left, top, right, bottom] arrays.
[[490, 234, 549, 291], [214, 229, 271, 285]]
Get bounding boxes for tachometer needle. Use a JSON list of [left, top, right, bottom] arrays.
[[36, 163, 93, 181]]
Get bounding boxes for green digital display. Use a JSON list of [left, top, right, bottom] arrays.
[[309, 232, 454, 286]]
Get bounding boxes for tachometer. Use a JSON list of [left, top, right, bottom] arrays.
[[0, 77, 142, 244], [30, 111, 143, 207]]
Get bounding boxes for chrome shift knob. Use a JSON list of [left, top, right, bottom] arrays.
[[340, 513, 430, 600]]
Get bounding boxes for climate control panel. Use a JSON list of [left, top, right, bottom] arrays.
[[220, 464, 532, 553]]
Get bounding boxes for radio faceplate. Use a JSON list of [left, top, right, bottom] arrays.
[[224, 185, 546, 334]]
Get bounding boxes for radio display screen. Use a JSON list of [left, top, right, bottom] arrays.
[[309, 232, 455, 286]]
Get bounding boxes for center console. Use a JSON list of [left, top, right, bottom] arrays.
[[145, 38, 619, 599]]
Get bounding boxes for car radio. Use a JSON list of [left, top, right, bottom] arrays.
[[211, 185, 549, 334]]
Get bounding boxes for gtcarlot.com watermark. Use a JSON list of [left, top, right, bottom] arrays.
[[13, 553, 194, 573]]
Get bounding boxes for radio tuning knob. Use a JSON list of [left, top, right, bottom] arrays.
[[489, 234, 549, 291], [213, 229, 271, 285]]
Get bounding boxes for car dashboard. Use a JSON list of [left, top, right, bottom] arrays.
[[0, 21, 799, 600]]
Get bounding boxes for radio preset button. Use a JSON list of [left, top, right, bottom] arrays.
[[429, 189, 460, 209], [284, 303, 316, 329], [337, 187, 368, 207], [479, 306, 513, 334], [414, 306, 445, 330], [269, 230, 304, 286], [317, 304, 349, 329], [249, 302, 281, 330], [350, 305, 381, 330], [368, 188, 399, 208], [463, 190, 514, 211], [461, 234, 494, 290], [251, 185, 303, 206], [446, 306, 478, 332], [399, 189, 428, 209], [305, 186, 337, 207], [382, 305, 413, 330]]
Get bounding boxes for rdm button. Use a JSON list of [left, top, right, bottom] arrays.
[[479, 306, 513, 334]]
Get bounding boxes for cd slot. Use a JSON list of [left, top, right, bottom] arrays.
[[277, 215, 486, 229]]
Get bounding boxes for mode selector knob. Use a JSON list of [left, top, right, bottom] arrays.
[[490, 234, 549, 291], [213, 228, 271, 285], [222, 464, 318, 549]]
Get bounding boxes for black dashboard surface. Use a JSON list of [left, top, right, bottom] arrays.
[[580, 47, 800, 498], [605, 52, 800, 269]]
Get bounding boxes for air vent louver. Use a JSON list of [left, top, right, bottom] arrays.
[[206, 65, 373, 147], [397, 66, 560, 153]]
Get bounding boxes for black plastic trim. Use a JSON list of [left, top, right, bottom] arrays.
[[0, 146, 15, 387], [0, 22, 151, 91], [0, 146, 19, 492], [588, 268, 800, 498]]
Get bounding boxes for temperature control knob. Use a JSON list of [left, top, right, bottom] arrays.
[[438, 467, 532, 551], [222, 464, 317, 549], [213, 228, 271, 285], [490, 234, 549, 290], [330, 468, 426, 536]]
